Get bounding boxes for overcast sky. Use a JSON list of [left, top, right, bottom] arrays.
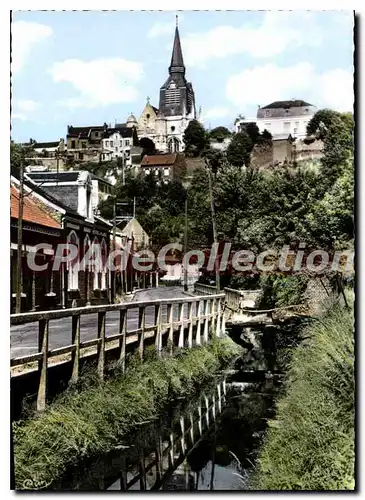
[[11, 10, 354, 142]]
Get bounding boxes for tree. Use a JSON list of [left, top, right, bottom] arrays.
[[209, 126, 231, 143], [226, 131, 253, 167], [306, 109, 353, 140], [139, 137, 156, 158], [183, 119, 209, 157]]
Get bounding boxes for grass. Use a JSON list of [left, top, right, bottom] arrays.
[[13, 337, 240, 490], [251, 295, 355, 490]]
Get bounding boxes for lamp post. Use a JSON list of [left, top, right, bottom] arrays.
[[15, 158, 24, 313]]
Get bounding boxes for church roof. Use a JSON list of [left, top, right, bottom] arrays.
[[169, 23, 185, 74]]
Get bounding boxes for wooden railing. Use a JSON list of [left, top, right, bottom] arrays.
[[10, 293, 225, 411], [224, 287, 262, 311], [193, 283, 218, 296]]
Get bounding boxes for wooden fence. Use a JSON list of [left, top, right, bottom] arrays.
[[10, 293, 225, 411]]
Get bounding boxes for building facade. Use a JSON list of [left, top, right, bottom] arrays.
[[140, 153, 186, 182], [136, 19, 196, 154], [235, 100, 317, 139]]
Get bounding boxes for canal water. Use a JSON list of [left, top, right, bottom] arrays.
[[53, 326, 305, 491]]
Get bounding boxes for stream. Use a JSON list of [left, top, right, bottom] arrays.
[[52, 325, 305, 491]]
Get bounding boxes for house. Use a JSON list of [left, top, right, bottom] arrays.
[[235, 99, 317, 140], [12, 167, 114, 308], [22, 138, 67, 172], [10, 183, 63, 313], [101, 123, 138, 166], [117, 217, 150, 251], [66, 122, 138, 167], [140, 153, 186, 182]]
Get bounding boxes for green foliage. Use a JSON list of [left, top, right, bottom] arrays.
[[251, 300, 354, 490], [260, 274, 309, 308], [183, 119, 209, 157], [226, 131, 253, 167], [13, 338, 240, 489], [139, 137, 156, 157], [209, 126, 231, 143]]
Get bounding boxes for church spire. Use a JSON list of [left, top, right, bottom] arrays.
[[169, 16, 185, 74]]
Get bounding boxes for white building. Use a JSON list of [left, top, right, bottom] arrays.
[[135, 18, 196, 153], [101, 128, 133, 166], [235, 100, 317, 139]]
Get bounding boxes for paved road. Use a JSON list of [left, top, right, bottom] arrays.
[[10, 287, 194, 358]]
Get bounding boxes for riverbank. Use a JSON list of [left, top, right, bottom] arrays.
[[13, 337, 241, 490], [251, 295, 354, 490]]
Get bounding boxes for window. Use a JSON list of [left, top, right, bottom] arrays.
[[79, 152, 84, 160], [146, 113, 150, 119], [110, 141, 114, 147], [67, 231, 79, 290], [171, 126, 175, 132], [154, 169, 159, 176], [164, 167, 170, 176], [115, 147, 118, 152], [125, 139, 130, 146], [145, 169, 150, 175], [105, 140, 109, 147], [265, 110, 271, 117], [71, 140, 76, 149], [82, 142, 87, 149], [284, 121, 291, 133], [95, 131, 99, 137]]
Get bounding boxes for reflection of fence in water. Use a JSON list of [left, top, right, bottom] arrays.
[[115, 379, 227, 491]]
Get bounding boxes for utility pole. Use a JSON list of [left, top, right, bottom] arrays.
[[15, 158, 24, 313], [133, 196, 136, 218], [183, 191, 188, 292], [112, 198, 117, 302], [122, 152, 125, 186], [206, 159, 220, 292]]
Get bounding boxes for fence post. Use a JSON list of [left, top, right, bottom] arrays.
[[37, 319, 49, 411], [215, 298, 222, 338], [70, 314, 80, 384], [167, 303, 173, 354], [196, 300, 202, 346], [178, 302, 184, 348], [211, 298, 216, 335], [138, 306, 145, 360], [203, 300, 209, 343], [119, 309, 127, 372], [187, 302, 193, 348], [154, 303, 162, 355], [97, 311, 106, 379]]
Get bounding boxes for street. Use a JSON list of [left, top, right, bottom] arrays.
[[10, 287, 192, 358]]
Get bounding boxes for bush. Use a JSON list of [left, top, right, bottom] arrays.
[[251, 298, 354, 490]]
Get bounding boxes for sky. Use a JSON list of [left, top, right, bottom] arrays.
[[11, 10, 354, 142]]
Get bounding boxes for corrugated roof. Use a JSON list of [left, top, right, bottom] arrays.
[[11, 185, 61, 229], [141, 154, 178, 166]]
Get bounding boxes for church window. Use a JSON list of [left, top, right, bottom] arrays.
[[146, 113, 150, 119]]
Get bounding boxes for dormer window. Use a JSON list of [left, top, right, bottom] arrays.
[[265, 110, 271, 117]]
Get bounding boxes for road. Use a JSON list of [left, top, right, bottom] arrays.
[[11, 287, 193, 358]]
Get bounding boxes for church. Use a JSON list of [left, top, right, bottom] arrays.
[[130, 18, 196, 153]]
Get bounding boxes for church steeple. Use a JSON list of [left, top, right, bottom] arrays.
[[169, 16, 185, 75]]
